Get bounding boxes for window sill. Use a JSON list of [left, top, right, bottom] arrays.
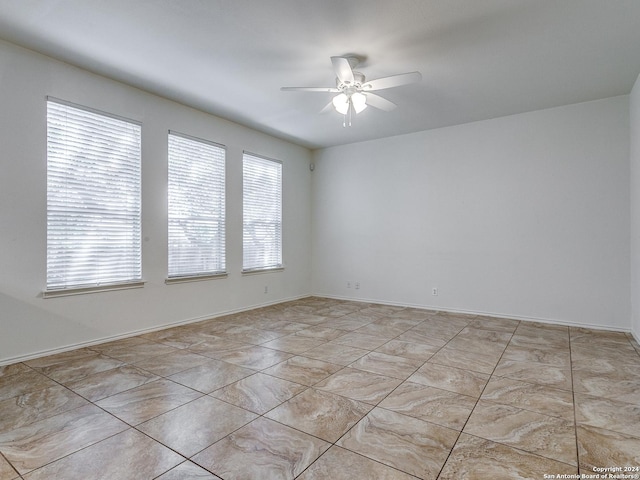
[[43, 281, 145, 298], [241, 267, 284, 276], [165, 273, 228, 284]]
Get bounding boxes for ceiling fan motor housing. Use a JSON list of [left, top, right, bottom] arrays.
[[337, 71, 366, 91]]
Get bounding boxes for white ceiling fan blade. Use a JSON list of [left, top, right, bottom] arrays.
[[365, 93, 397, 111], [319, 101, 334, 114], [331, 56, 355, 84], [281, 87, 340, 92], [362, 71, 422, 91]]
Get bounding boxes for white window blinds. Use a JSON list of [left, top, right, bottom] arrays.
[[243, 153, 282, 272], [168, 132, 226, 278], [46, 99, 142, 291]]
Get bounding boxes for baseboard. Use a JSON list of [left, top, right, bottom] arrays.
[[0, 294, 312, 366], [315, 293, 631, 333]]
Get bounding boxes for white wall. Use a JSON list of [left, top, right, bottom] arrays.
[[0, 40, 313, 364], [631, 73, 640, 342], [312, 97, 631, 330]]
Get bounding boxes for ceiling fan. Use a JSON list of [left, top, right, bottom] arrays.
[[281, 56, 422, 126]]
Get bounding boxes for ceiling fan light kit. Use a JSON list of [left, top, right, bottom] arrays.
[[281, 55, 422, 127]]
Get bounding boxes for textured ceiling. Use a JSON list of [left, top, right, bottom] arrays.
[[1, 0, 640, 149]]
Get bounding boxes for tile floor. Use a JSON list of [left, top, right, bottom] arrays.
[[1, 297, 639, 479]]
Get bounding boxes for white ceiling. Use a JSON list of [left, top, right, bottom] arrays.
[[1, 0, 640, 149]]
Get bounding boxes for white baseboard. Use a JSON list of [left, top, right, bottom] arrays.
[[3, 293, 634, 366], [0, 294, 311, 366], [314, 293, 631, 333]]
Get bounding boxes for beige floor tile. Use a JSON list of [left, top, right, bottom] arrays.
[[168, 359, 254, 393], [252, 319, 309, 334], [262, 334, 326, 355], [349, 352, 422, 380], [0, 384, 89, 432], [379, 381, 476, 430], [389, 307, 435, 321], [576, 425, 640, 472], [0, 404, 127, 475], [481, 376, 574, 420], [314, 368, 403, 405], [427, 346, 501, 374], [95, 378, 201, 425], [443, 336, 507, 356], [29, 353, 126, 384], [211, 372, 307, 414], [409, 363, 489, 398], [439, 433, 577, 479], [24, 348, 97, 368], [572, 367, 640, 405], [65, 364, 159, 401], [22, 428, 183, 480], [320, 315, 375, 331], [501, 344, 571, 367], [395, 330, 449, 348], [156, 461, 219, 479], [315, 304, 363, 318], [375, 339, 439, 361], [298, 446, 416, 480], [139, 327, 211, 349], [571, 343, 640, 367], [570, 327, 633, 345], [0, 454, 19, 480], [261, 356, 341, 386], [354, 322, 408, 339], [471, 316, 520, 332], [463, 400, 577, 465], [375, 317, 423, 330], [265, 388, 372, 442], [293, 326, 347, 341], [413, 317, 468, 333], [132, 349, 212, 376], [337, 407, 458, 479], [0, 370, 58, 402], [192, 417, 329, 480], [138, 395, 256, 456], [508, 332, 569, 350], [287, 313, 330, 325], [186, 338, 253, 358], [210, 345, 293, 369], [330, 332, 390, 350], [302, 343, 369, 365], [454, 326, 513, 344], [5, 300, 640, 480], [574, 393, 640, 437], [493, 358, 572, 390], [224, 328, 285, 345], [95, 341, 179, 364], [0, 363, 31, 378]]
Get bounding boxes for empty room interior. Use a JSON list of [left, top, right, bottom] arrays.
[[1, 1, 640, 479]]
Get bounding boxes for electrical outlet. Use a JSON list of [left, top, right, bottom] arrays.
[[432, 287, 438, 296], [347, 281, 351, 289], [264, 286, 268, 294], [355, 282, 360, 290]]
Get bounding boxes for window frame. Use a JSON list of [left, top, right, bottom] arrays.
[[166, 130, 227, 283], [44, 97, 143, 297], [242, 151, 283, 274]]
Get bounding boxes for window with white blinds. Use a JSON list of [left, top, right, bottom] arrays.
[[46, 99, 142, 292], [242, 152, 282, 272], [168, 132, 226, 278]]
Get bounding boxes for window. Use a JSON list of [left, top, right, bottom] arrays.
[[168, 132, 226, 279], [46, 99, 142, 293], [242, 152, 282, 272]]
